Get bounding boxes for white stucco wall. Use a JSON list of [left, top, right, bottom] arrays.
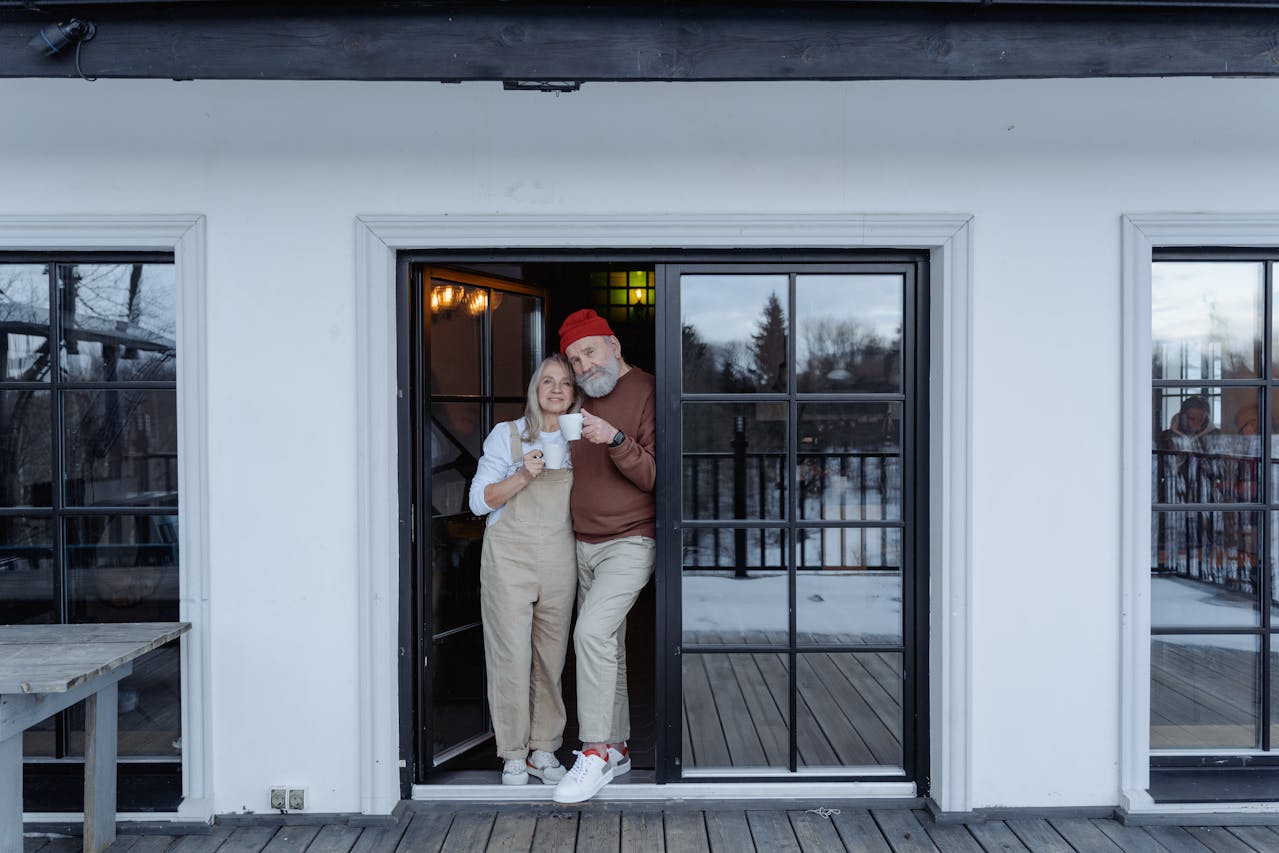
[[3, 75, 1278, 815]]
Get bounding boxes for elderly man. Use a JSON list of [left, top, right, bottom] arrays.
[[552, 309, 656, 804]]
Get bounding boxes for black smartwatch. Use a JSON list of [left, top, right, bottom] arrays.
[[608, 429, 626, 448]]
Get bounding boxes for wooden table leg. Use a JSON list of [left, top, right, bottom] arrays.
[[0, 732, 21, 853], [83, 684, 118, 853]]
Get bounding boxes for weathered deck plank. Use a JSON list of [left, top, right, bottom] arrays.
[[574, 812, 618, 852], [871, 810, 937, 853], [663, 811, 710, 853], [1090, 818, 1167, 853], [485, 812, 537, 853], [745, 810, 800, 853], [395, 813, 453, 853], [1047, 818, 1123, 853], [1224, 824, 1279, 851], [965, 820, 1030, 853], [787, 810, 846, 852], [261, 826, 320, 853], [307, 825, 364, 853], [1138, 825, 1213, 853], [440, 812, 495, 853], [218, 827, 278, 853], [127, 837, 181, 853], [1003, 819, 1072, 853], [704, 811, 754, 853], [530, 811, 578, 853], [920, 821, 983, 853], [621, 811, 664, 853], [1183, 826, 1257, 853], [831, 810, 893, 853]]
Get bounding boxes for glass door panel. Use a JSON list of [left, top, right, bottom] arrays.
[[669, 263, 921, 781], [417, 266, 546, 772]]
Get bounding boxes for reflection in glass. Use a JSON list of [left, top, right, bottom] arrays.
[[64, 515, 179, 624], [1152, 387, 1259, 506], [492, 292, 541, 398], [430, 404, 483, 516], [1152, 511, 1260, 625], [57, 264, 176, 383], [432, 627, 489, 760], [68, 643, 181, 758], [0, 516, 54, 624], [1151, 635, 1259, 749], [0, 390, 52, 507], [62, 390, 178, 507], [683, 403, 787, 521], [683, 653, 788, 770], [797, 652, 902, 768], [0, 264, 51, 381], [429, 281, 484, 395], [431, 516, 484, 636], [796, 275, 903, 393], [681, 275, 788, 394], [798, 403, 901, 521], [683, 528, 787, 646], [1272, 648, 1279, 748], [798, 527, 901, 645], [1152, 261, 1262, 381]]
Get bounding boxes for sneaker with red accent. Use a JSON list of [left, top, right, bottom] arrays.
[[606, 744, 631, 776], [552, 748, 614, 803], [526, 749, 566, 784]]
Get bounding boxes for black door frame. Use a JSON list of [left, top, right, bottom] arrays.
[[395, 250, 930, 793]]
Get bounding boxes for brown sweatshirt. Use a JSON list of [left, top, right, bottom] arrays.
[[570, 366, 657, 543]]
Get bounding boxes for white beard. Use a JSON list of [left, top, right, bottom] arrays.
[[578, 356, 620, 398]]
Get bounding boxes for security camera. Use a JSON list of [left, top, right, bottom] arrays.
[[29, 19, 96, 56]]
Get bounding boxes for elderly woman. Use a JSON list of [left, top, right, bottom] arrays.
[[468, 354, 580, 785]]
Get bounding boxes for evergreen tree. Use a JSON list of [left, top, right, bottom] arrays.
[[750, 291, 787, 392]]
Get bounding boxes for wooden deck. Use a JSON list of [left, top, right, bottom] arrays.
[[25, 807, 1279, 853]]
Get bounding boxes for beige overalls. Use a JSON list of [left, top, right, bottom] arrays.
[[479, 422, 577, 759]]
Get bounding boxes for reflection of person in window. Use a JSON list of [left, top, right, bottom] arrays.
[[1155, 396, 1224, 581], [1156, 396, 1221, 505], [467, 355, 580, 786]]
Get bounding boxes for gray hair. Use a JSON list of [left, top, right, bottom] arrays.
[[520, 354, 580, 442]]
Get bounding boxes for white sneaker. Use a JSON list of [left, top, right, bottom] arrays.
[[607, 744, 631, 776], [501, 757, 529, 785], [526, 749, 566, 784], [552, 749, 613, 803]]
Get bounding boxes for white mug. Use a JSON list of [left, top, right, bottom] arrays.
[[558, 412, 583, 440], [542, 443, 567, 469]]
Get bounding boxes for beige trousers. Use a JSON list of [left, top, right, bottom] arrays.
[[573, 535, 656, 744], [479, 425, 576, 759]]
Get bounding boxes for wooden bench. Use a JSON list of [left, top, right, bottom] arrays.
[[0, 622, 190, 853]]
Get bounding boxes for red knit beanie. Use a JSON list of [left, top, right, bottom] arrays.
[[558, 309, 615, 355]]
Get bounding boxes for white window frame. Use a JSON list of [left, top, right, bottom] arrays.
[[1121, 214, 1279, 816], [0, 215, 212, 822], [355, 214, 974, 814]]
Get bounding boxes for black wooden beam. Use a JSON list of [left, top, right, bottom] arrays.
[[4, 4, 1279, 81]]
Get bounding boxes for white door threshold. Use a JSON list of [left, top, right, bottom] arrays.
[[412, 781, 917, 803]]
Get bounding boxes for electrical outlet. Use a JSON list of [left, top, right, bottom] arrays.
[[269, 787, 287, 810], [287, 787, 306, 811]]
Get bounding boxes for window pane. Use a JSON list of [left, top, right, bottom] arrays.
[[1151, 511, 1259, 628], [430, 516, 483, 636], [491, 292, 541, 398], [683, 403, 787, 521], [798, 527, 902, 645], [681, 275, 788, 394], [432, 627, 489, 757], [0, 389, 52, 507], [62, 389, 178, 507], [798, 403, 901, 521], [67, 642, 181, 758], [65, 515, 178, 624], [1152, 261, 1262, 381], [796, 275, 903, 393], [682, 527, 787, 646], [429, 281, 484, 395], [1151, 635, 1259, 749], [1153, 387, 1259, 506], [0, 264, 51, 381], [682, 653, 788, 771], [797, 652, 902, 769], [1271, 645, 1279, 749], [57, 263, 175, 383], [0, 516, 54, 624], [430, 404, 483, 517]]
